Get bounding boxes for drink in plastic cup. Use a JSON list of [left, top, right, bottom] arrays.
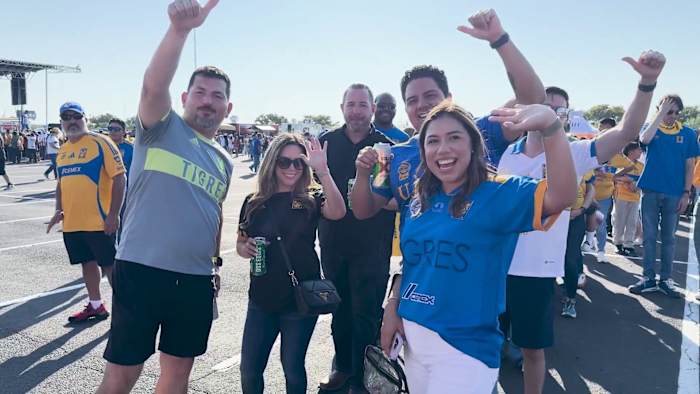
[[372, 142, 391, 189]]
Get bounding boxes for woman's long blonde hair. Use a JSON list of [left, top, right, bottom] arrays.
[[243, 133, 318, 225], [415, 100, 494, 218]]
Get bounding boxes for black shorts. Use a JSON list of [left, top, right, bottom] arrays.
[[505, 275, 555, 349], [104, 260, 215, 365], [63, 231, 116, 266]]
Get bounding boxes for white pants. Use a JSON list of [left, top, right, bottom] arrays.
[[612, 199, 640, 247], [403, 319, 498, 394]]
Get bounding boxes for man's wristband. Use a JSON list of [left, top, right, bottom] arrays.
[[541, 118, 563, 138], [638, 82, 657, 92], [490, 33, 510, 49]]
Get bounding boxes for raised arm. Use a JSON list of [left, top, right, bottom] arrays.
[[594, 50, 666, 163], [139, 0, 219, 129], [640, 97, 674, 145], [302, 138, 347, 220], [350, 147, 391, 220], [458, 9, 545, 109], [489, 104, 577, 215]]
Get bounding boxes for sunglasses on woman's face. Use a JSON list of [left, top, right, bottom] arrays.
[[277, 157, 305, 170], [60, 113, 84, 121], [667, 110, 681, 116]]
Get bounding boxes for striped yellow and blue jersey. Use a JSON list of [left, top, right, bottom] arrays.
[[57, 132, 125, 232]]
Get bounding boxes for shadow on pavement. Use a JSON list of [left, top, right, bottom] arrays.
[[499, 218, 690, 393], [0, 325, 109, 393], [0, 278, 87, 341]]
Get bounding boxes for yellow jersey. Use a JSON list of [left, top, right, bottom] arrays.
[[573, 170, 595, 210], [594, 154, 632, 200], [57, 132, 125, 232], [614, 160, 644, 202]]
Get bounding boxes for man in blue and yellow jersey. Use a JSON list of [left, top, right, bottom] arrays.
[[97, 1, 234, 393], [46, 101, 126, 323], [631, 95, 700, 298]]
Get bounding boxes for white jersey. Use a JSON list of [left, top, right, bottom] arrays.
[[46, 135, 60, 154], [27, 136, 37, 150], [497, 138, 600, 278]]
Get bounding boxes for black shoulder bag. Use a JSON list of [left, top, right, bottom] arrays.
[[274, 232, 341, 316]]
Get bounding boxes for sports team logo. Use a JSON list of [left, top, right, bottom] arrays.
[[398, 160, 411, 181]]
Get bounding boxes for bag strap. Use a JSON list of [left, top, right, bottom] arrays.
[[274, 233, 301, 288]]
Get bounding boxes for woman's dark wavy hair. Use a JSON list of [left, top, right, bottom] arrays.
[[415, 100, 494, 218]]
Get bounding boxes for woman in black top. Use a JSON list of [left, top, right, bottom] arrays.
[[237, 133, 345, 394]]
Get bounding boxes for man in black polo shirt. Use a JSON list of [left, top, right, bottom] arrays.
[[318, 83, 395, 393]]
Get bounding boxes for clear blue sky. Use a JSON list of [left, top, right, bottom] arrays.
[[2, 0, 698, 128]]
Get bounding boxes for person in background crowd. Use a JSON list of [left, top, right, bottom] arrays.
[[237, 134, 345, 394], [0, 135, 15, 189], [46, 101, 126, 323], [250, 133, 262, 173], [317, 83, 395, 394], [26, 131, 38, 163], [496, 49, 665, 392], [44, 128, 61, 179], [630, 95, 700, 298], [373, 93, 409, 144], [612, 141, 644, 255], [108, 118, 134, 175]]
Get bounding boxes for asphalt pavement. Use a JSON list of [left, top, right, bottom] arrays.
[[0, 157, 698, 393]]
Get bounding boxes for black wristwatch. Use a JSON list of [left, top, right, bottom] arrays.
[[212, 256, 223, 267]]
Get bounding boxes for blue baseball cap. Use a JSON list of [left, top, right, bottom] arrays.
[[59, 102, 85, 115]]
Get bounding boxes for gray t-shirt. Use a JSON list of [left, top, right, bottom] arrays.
[[116, 111, 234, 275]]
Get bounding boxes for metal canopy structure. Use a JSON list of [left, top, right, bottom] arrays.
[[0, 59, 81, 79], [0, 59, 81, 130]]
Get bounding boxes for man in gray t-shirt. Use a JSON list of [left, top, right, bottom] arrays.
[[99, 1, 232, 392]]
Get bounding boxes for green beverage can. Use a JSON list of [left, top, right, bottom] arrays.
[[251, 237, 267, 276], [372, 142, 391, 190]]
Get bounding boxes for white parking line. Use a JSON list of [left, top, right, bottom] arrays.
[[0, 199, 54, 207], [678, 215, 699, 394], [0, 216, 52, 225], [0, 193, 52, 201], [0, 239, 62, 252]]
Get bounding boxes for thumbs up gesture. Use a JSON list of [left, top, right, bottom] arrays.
[[168, 0, 219, 34]]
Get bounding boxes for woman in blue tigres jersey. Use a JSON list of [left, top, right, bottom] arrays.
[[381, 100, 577, 393]]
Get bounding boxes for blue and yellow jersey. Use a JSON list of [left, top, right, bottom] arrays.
[[118, 141, 134, 175], [573, 170, 595, 210], [614, 160, 644, 202], [398, 175, 554, 369], [639, 122, 700, 196], [57, 132, 125, 232], [593, 153, 631, 201]]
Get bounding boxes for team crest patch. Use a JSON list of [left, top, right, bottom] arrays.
[[452, 201, 472, 220], [409, 198, 422, 218], [677, 136, 684, 143], [398, 160, 411, 182], [78, 148, 88, 159], [432, 202, 445, 212], [291, 200, 304, 209]]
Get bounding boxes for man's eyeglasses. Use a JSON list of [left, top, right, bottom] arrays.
[[277, 157, 305, 170], [667, 110, 681, 115], [108, 126, 124, 132], [60, 113, 84, 121]]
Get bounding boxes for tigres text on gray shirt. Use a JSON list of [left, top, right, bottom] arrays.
[[117, 111, 233, 275]]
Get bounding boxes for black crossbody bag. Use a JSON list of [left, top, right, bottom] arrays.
[[274, 231, 341, 316]]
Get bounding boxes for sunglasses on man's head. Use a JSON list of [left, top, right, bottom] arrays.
[[667, 110, 681, 115], [277, 157, 305, 170], [108, 126, 123, 132], [60, 113, 84, 121]]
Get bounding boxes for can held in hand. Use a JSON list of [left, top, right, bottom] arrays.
[[347, 178, 356, 210], [371, 142, 391, 190], [251, 237, 267, 276]]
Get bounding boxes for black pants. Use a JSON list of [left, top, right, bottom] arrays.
[[564, 213, 586, 298], [322, 248, 390, 388]]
